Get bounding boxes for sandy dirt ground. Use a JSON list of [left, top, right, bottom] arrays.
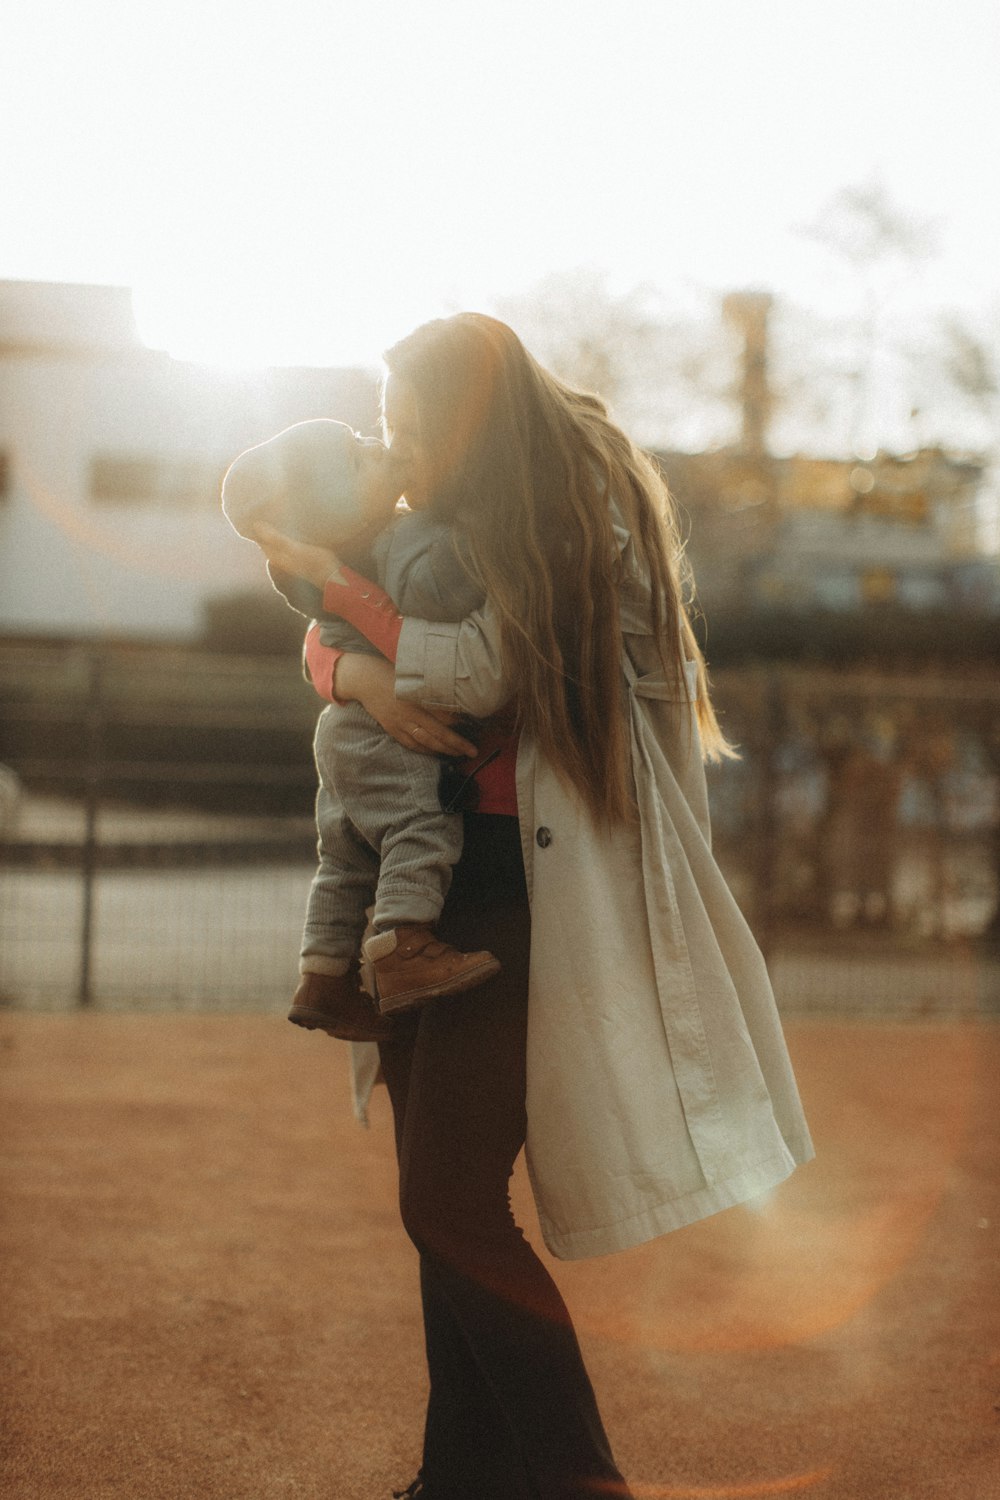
[[1, 1012, 998, 1500]]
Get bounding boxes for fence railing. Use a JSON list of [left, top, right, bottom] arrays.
[[2, 640, 999, 1014]]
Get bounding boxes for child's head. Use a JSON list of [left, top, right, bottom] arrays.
[[221, 419, 404, 547]]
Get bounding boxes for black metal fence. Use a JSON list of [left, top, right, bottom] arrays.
[[703, 663, 1000, 1014], [0, 642, 318, 1010], [2, 640, 998, 1015]]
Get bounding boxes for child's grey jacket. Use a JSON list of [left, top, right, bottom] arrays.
[[321, 511, 483, 648], [267, 510, 482, 648]]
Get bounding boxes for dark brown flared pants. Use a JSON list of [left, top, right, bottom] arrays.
[[378, 814, 631, 1500]]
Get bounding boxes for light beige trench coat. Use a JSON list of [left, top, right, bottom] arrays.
[[350, 522, 814, 1261]]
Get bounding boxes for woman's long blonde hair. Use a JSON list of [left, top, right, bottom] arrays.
[[384, 312, 733, 825]]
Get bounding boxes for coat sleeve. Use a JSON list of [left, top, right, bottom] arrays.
[[393, 600, 509, 717]]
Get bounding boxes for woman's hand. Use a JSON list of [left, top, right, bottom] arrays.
[[334, 654, 478, 758], [252, 521, 343, 589]]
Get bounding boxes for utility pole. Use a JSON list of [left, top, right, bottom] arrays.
[[723, 290, 774, 463]]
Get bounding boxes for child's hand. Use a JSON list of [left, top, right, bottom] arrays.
[[252, 522, 343, 588]]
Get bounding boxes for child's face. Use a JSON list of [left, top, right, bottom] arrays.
[[223, 421, 407, 549]]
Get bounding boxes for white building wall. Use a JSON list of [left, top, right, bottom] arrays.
[[0, 281, 378, 642]]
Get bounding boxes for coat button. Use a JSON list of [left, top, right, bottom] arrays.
[[535, 826, 552, 848]]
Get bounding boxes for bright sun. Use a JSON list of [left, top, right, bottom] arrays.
[[132, 266, 455, 372]]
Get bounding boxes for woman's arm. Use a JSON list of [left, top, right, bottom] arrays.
[[304, 628, 477, 757], [392, 603, 508, 719], [304, 624, 479, 758], [333, 651, 478, 757], [318, 577, 508, 720], [255, 521, 509, 724]]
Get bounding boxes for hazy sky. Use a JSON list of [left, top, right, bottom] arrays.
[[5, 0, 999, 366]]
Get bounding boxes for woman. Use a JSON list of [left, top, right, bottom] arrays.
[[256, 313, 814, 1500]]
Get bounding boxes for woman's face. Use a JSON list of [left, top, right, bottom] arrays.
[[382, 374, 431, 510]]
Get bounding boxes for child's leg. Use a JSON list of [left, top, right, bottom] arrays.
[[323, 713, 463, 933], [366, 802, 503, 1011], [292, 778, 397, 1041], [299, 784, 380, 977], [326, 716, 500, 1011]]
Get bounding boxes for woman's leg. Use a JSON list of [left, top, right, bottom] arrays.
[[378, 816, 630, 1500], [381, 1019, 533, 1500]]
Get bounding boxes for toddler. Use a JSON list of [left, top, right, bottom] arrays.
[[222, 420, 500, 1039]]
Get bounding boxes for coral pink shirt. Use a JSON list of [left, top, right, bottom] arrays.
[[304, 567, 519, 817]]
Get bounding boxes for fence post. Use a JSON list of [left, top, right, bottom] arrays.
[[754, 669, 782, 963], [78, 651, 104, 1007]]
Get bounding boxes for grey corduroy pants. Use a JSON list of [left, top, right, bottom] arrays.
[[299, 701, 464, 973]]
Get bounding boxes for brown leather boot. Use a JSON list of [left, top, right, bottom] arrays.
[[363, 924, 501, 1014], [288, 966, 399, 1040]]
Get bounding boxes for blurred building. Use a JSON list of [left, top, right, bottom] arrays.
[[0, 279, 379, 642], [662, 443, 995, 619], [658, 292, 1000, 632], [3, 279, 996, 647]]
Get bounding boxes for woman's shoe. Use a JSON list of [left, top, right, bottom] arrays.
[[392, 1473, 427, 1499]]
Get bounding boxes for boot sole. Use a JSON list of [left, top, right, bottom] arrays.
[[377, 956, 502, 1014], [288, 1008, 395, 1041]]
